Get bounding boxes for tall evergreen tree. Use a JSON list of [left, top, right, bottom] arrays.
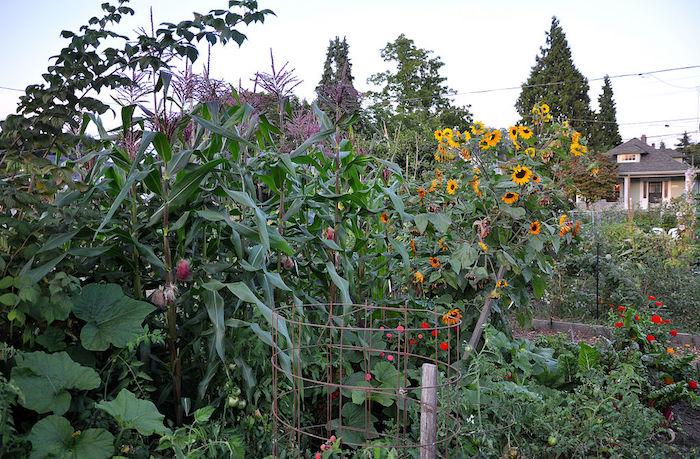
[[316, 36, 360, 120], [367, 34, 471, 133], [675, 131, 691, 151], [515, 17, 594, 138], [592, 75, 622, 151]]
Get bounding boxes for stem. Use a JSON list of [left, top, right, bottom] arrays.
[[463, 265, 507, 359]]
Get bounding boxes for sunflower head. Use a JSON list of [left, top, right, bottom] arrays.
[[434, 130, 444, 141], [478, 242, 488, 252], [447, 179, 458, 195], [502, 192, 519, 204], [529, 220, 541, 235], [471, 121, 485, 135], [518, 126, 533, 139], [526, 147, 535, 158], [509, 126, 518, 141], [496, 280, 508, 288], [511, 165, 533, 186], [430, 257, 440, 268], [532, 174, 541, 183], [417, 188, 426, 199], [540, 104, 550, 114], [381, 212, 389, 223], [414, 271, 424, 283]]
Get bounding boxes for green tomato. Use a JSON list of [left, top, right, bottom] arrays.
[[237, 399, 247, 409], [548, 435, 558, 446], [228, 396, 238, 407], [231, 386, 241, 397]]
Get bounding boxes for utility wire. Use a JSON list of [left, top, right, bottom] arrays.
[[0, 86, 24, 92]]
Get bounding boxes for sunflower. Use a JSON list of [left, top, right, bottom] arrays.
[[434, 130, 444, 141], [532, 174, 541, 183], [442, 308, 462, 326], [531, 106, 542, 117], [418, 188, 426, 199], [460, 148, 471, 161], [414, 271, 424, 283], [436, 169, 443, 181], [471, 121, 485, 135], [486, 130, 502, 146], [518, 126, 533, 139], [471, 179, 482, 196], [430, 257, 440, 267], [511, 165, 533, 186], [496, 280, 508, 288], [529, 220, 541, 235], [559, 214, 568, 226], [442, 128, 453, 139], [543, 113, 552, 122], [559, 226, 571, 237], [478, 242, 488, 252], [381, 212, 389, 223], [572, 221, 581, 236], [439, 237, 448, 251], [502, 192, 519, 204], [410, 239, 416, 254], [447, 179, 458, 195], [462, 131, 472, 142], [508, 126, 518, 142], [540, 104, 550, 114], [525, 147, 535, 158], [571, 143, 583, 156], [432, 179, 440, 189], [590, 167, 599, 177], [571, 132, 581, 144]]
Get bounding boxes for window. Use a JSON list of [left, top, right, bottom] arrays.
[[617, 154, 640, 163]]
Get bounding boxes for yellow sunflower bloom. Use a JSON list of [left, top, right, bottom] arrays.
[[418, 188, 426, 199], [518, 126, 534, 139], [461, 148, 471, 161], [478, 241, 488, 252], [571, 132, 581, 144], [479, 138, 490, 150], [502, 192, 519, 204], [532, 174, 541, 183], [496, 280, 508, 288], [442, 308, 462, 326], [442, 128, 453, 139], [487, 130, 502, 146], [434, 130, 444, 141], [571, 143, 583, 156], [531, 106, 542, 116], [508, 126, 518, 142], [511, 165, 533, 186], [439, 237, 449, 251], [559, 225, 571, 237], [462, 131, 472, 142], [414, 271, 424, 283], [447, 179, 458, 195], [559, 215, 568, 226], [525, 147, 535, 158], [381, 212, 389, 224], [529, 220, 541, 235], [430, 257, 440, 268], [540, 104, 550, 114], [543, 113, 552, 122], [436, 169, 443, 182], [471, 121, 485, 135]]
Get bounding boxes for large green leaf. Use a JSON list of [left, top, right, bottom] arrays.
[[72, 284, 155, 351], [96, 389, 170, 436], [326, 262, 351, 305], [202, 288, 226, 362], [577, 343, 600, 373], [11, 351, 100, 414], [167, 158, 225, 210], [27, 415, 114, 459]]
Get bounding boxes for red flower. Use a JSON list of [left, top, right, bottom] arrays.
[[421, 322, 429, 329], [651, 315, 662, 324], [648, 295, 656, 300], [634, 315, 640, 321], [410, 339, 416, 344], [608, 304, 614, 308], [615, 322, 624, 327], [664, 377, 673, 385], [506, 374, 512, 379], [440, 342, 449, 351], [655, 301, 662, 306], [647, 334, 656, 343], [176, 259, 193, 281], [664, 319, 670, 324], [619, 314, 625, 318], [689, 381, 698, 390], [326, 227, 335, 240], [418, 334, 423, 339], [431, 330, 438, 337], [670, 330, 677, 337], [617, 306, 626, 312]]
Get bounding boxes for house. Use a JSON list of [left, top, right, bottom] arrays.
[[602, 135, 697, 210]]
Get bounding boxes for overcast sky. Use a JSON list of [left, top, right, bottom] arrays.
[[1, 0, 699, 148]]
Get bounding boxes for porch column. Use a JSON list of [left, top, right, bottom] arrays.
[[624, 175, 631, 210]]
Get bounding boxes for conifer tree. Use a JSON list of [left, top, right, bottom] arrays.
[[515, 17, 594, 138], [316, 36, 360, 120], [592, 75, 622, 151]]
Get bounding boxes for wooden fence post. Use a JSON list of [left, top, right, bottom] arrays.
[[420, 363, 437, 459]]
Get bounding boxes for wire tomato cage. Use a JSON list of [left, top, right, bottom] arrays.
[[271, 301, 462, 458]]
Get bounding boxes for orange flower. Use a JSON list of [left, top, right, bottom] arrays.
[[518, 126, 533, 139], [417, 188, 426, 199], [414, 271, 424, 283], [495, 280, 508, 288], [471, 179, 482, 196], [381, 212, 389, 223], [529, 221, 541, 235], [501, 192, 519, 204], [436, 169, 443, 182], [532, 174, 541, 183], [439, 237, 448, 251], [410, 239, 416, 255], [508, 126, 518, 142], [559, 225, 571, 237], [478, 242, 488, 252], [430, 257, 440, 267], [460, 148, 471, 161], [442, 308, 462, 326], [572, 221, 581, 236]]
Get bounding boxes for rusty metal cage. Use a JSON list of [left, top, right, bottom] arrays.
[[271, 302, 462, 457]]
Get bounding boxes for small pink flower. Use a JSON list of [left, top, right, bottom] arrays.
[[380, 326, 385, 330], [386, 333, 393, 338], [387, 355, 394, 361], [176, 259, 192, 281], [315, 453, 322, 459], [397, 325, 405, 333], [365, 373, 371, 381], [380, 352, 385, 357], [418, 334, 423, 339]]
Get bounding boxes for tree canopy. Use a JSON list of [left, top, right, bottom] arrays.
[[592, 75, 622, 151]]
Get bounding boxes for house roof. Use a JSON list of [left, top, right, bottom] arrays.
[[604, 138, 690, 175]]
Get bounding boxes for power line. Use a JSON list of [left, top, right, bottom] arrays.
[[0, 86, 24, 92]]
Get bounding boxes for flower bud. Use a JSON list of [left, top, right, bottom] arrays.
[[176, 259, 192, 281]]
